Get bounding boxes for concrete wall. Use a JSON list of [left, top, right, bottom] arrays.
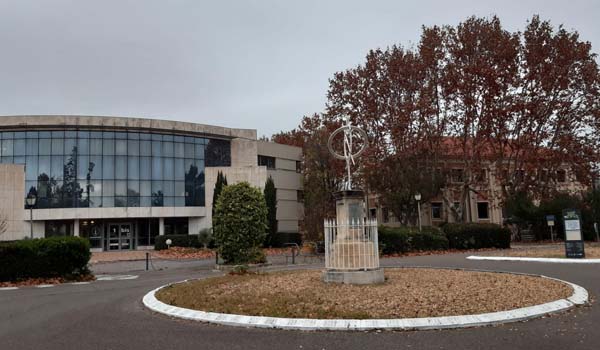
[[0, 164, 25, 240]]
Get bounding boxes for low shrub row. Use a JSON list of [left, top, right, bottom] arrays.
[[442, 223, 511, 249], [154, 234, 203, 250], [0, 236, 91, 282], [378, 226, 449, 254]]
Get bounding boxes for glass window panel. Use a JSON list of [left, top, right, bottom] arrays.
[[64, 139, 77, 155], [195, 144, 205, 159], [89, 156, 102, 180], [127, 180, 140, 195], [127, 140, 139, 156], [152, 157, 163, 180], [1, 156, 13, 163], [174, 181, 185, 197], [140, 141, 151, 156], [13, 139, 25, 156], [128, 156, 139, 179], [39, 139, 51, 155], [140, 181, 151, 196], [90, 131, 102, 138], [103, 139, 114, 155], [115, 180, 127, 196], [1, 131, 13, 139], [77, 130, 90, 138], [39, 131, 51, 138], [26, 131, 39, 138], [162, 142, 174, 157], [103, 156, 114, 179], [185, 143, 195, 158], [37, 180, 50, 198], [140, 196, 151, 207], [163, 181, 174, 196], [184, 136, 195, 143], [38, 156, 50, 178], [184, 158, 195, 178], [115, 132, 127, 139], [51, 131, 64, 138], [26, 139, 38, 155], [78, 192, 89, 208], [115, 156, 127, 179], [163, 197, 174, 207], [174, 197, 185, 207], [174, 135, 184, 143], [174, 158, 185, 180], [25, 181, 37, 197], [128, 132, 140, 140], [90, 139, 103, 155], [115, 139, 127, 155], [65, 131, 77, 138], [14, 156, 25, 164], [102, 180, 115, 196], [139, 133, 151, 140], [151, 133, 162, 141], [163, 158, 174, 179], [152, 141, 162, 156], [127, 196, 140, 207], [102, 196, 114, 207], [51, 139, 64, 155], [26, 156, 38, 180], [89, 180, 102, 197], [1, 139, 13, 156], [195, 137, 205, 144], [140, 157, 151, 180], [103, 131, 114, 139], [77, 138, 89, 155], [151, 181, 164, 207], [163, 134, 174, 142], [51, 155, 64, 180], [77, 156, 89, 179], [174, 142, 184, 158]]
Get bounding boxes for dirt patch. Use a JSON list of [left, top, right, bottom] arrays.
[[155, 268, 572, 319], [488, 243, 600, 259], [0, 274, 95, 288]]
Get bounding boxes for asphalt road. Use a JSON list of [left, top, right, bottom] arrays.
[[1, 253, 598, 350]]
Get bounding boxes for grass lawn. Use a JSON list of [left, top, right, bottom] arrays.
[[155, 268, 571, 319]]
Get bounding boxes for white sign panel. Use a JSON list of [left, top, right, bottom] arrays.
[[566, 230, 582, 241], [565, 220, 580, 231]]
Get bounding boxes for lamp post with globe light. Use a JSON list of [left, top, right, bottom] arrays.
[[26, 194, 37, 239], [414, 193, 422, 232]]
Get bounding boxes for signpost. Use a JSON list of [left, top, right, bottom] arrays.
[[562, 209, 585, 259], [546, 215, 555, 243]]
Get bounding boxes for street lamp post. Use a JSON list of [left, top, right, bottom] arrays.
[[414, 193, 422, 232], [26, 195, 36, 239]]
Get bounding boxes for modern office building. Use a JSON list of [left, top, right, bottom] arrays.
[[0, 115, 303, 251]]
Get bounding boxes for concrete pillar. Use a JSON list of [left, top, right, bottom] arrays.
[[159, 217, 165, 236], [74, 219, 80, 237]]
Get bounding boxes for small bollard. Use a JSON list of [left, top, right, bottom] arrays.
[[146, 252, 149, 271], [292, 246, 296, 265]]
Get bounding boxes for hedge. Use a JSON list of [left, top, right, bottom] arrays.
[[378, 226, 449, 254], [268, 232, 302, 248], [0, 236, 91, 282], [442, 223, 511, 249], [154, 234, 202, 250]]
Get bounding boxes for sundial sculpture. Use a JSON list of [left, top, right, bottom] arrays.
[[322, 117, 384, 285]]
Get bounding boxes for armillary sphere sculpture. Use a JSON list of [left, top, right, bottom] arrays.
[[327, 117, 368, 190]]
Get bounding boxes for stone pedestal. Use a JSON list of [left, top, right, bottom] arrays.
[[323, 189, 384, 285]]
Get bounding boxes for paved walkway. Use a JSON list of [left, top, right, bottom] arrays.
[[2, 252, 598, 350]]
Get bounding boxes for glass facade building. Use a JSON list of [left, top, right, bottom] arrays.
[[0, 129, 231, 210]]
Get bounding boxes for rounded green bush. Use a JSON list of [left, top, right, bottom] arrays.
[[213, 182, 268, 264]]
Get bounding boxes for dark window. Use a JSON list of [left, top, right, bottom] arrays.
[[382, 208, 389, 223], [164, 217, 189, 235], [557, 169, 567, 183], [431, 202, 443, 220], [477, 202, 489, 220], [451, 169, 464, 183], [258, 155, 276, 169], [45, 220, 73, 237], [369, 208, 377, 220], [205, 139, 231, 167]]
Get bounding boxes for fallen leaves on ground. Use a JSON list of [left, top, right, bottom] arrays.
[[487, 243, 600, 259], [0, 274, 95, 288], [155, 268, 572, 319]]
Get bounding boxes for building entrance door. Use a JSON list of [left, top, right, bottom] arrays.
[[106, 223, 133, 251]]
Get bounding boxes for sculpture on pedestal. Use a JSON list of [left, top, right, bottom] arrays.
[[323, 117, 384, 284]]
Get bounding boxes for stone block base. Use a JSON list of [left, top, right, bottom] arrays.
[[322, 268, 385, 285]]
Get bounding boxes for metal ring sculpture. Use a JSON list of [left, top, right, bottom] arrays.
[[327, 120, 368, 190]]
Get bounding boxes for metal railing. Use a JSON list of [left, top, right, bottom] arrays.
[[324, 218, 379, 270]]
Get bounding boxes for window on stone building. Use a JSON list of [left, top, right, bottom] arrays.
[[258, 155, 276, 169], [431, 202, 443, 220], [477, 202, 489, 220]]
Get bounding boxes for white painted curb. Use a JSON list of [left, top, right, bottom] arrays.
[[468, 256, 600, 264], [142, 273, 589, 331]]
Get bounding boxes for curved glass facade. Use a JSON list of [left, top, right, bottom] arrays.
[[0, 129, 231, 209]]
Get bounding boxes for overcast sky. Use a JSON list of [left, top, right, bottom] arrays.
[[0, 1, 598, 137]]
